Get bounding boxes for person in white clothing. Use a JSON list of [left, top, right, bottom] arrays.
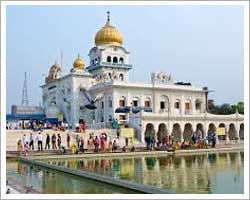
[[37, 132, 43, 151], [22, 134, 29, 147]]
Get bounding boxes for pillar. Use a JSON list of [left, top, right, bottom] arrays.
[[169, 122, 173, 136], [204, 122, 208, 138], [235, 122, 240, 143], [181, 95, 185, 116], [180, 123, 184, 142], [192, 98, 196, 115], [141, 123, 146, 143], [225, 125, 230, 143]]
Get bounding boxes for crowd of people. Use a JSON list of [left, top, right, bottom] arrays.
[[7, 120, 70, 131], [17, 131, 123, 156], [16, 128, 218, 156], [145, 130, 217, 151]]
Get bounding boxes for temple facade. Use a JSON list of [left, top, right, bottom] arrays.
[[41, 12, 244, 143]]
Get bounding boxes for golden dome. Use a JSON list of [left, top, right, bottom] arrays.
[[73, 54, 85, 69], [95, 12, 123, 46]]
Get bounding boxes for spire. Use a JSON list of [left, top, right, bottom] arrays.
[[21, 72, 28, 106], [106, 11, 110, 25]]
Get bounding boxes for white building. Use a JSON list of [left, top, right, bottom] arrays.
[[41, 12, 244, 143]]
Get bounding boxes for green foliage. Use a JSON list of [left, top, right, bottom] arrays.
[[231, 101, 244, 114], [208, 101, 244, 115]]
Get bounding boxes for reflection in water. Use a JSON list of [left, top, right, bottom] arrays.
[[47, 151, 244, 194], [6, 160, 137, 194]]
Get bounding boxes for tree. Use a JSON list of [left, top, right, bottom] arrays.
[[208, 99, 243, 115], [219, 104, 234, 115], [232, 102, 244, 114]]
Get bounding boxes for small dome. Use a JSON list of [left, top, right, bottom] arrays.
[[73, 54, 85, 69], [46, 61, 61, 83], [95, 12, 123, 46]]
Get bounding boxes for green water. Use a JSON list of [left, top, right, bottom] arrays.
[[45, 151, 244, 194], [6, 160, 137, 194]]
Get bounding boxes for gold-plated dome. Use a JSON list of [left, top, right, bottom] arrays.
[[95, 11, 123, 46], [73, 54, 85, 69]]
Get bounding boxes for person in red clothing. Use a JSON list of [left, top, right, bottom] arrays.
[[82, 121, 86, 133], [94, 136, 100, 152]]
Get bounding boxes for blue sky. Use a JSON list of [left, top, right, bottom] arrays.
[[6, 5, 244, 113]]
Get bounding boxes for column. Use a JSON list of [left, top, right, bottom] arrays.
[[141, 123, 146, 143], [204, 112, 208, 138], [204, 122, 208, 138], [181, 95, 185, 116], [169, 122, 173, 136], [225, 125, 230, 143], [192, 98, 196, 115], [235, 122, 240, 143], [215, 124, 220, 144], [180, 123, 184, 142]]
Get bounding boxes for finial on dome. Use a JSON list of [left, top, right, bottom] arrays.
[[106, 11, 110, 24]]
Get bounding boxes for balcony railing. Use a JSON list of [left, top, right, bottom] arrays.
[[100, 62, 132, 68]]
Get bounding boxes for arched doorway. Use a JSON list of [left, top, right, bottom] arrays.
[[196, 123, 204, 138], [239, 123, 244, 140], [208, 123, 216, 133], [183, 123, 193, 141], [228, 123, 237, 140], [157, 123, 168, 142], [172, 123, 182, 142], [218, 123, 226, 140], [144, 123, 155, 141]]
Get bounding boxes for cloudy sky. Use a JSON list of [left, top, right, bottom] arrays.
[[6, 5, 244, 112]]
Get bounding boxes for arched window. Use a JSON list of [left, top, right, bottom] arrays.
[[107, 56, 111, 62], [94, 58, 98, 64], [195, 99, 202, 111], [160, 95, 169, 111], [119, 97, 126, 107], [119, 57, 124, 64], [185, 99, 192, 114], [119, 73, 124, 81], [132, 97, 140, 107], [174, 99, 181, 114], [144, 97, 151, 108], [175, 100, 180, 109], [113, 57, 118, 63]]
